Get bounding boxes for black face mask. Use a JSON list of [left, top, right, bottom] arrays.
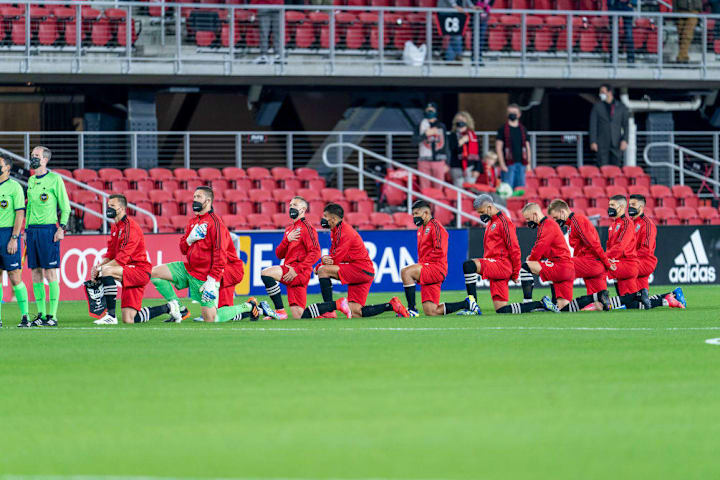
[[456, 121, 466, 128], [106, 208, 117, 219], [608, 207, 618, 218], [424, 110, 437, 119], [413, 216, 424, 227], [289, 208, 300, 220], [556, 218, 566, 228], [192, 201, 205, 213], [628, 207, 639, 217], [320, 218, 330, 229], [527, 220, 538, 229], [508, 113, 518, 121], [480, 214, 492, 223], [30, 156, 41, 169]]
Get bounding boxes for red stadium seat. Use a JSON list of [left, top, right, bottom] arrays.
[[74, 169, 99, 183], [433, 205, 454, 226], [158, 201, 181, 217], [653, 206, 677, 225], [578, 165, 604, 187], [170, 215, 188, 232], [91, 18, 111, 46], [246, 167, 271, 180], [222, 167, 246, 180], [246, 213, 274, 230], [650, 185, 675, 208], [393, 212, 416, 229], [297, 188, 321, 202], [271, 167, 295, 182], [307, 178, 326, 190], [605, 185, 627, 198], [38, 18, 58, 45], [672, 184, 698, 208], [125, 190, 149, 204], [321, 188, 343, 203], [284, 178, 302, 191], [174, 168, 199, 181], [149, 168, 174, 182], [273, 189, 295, 204], [370, 212, 393, 228], [295, 167, 319, 180], [698, 206, 720, 224], [124, 168, 148, 181], [234, 201, 254, 217], [556, 165, 583, 188], [213, 201, 231, 216], [583, 186, 608, 208], [346, 212, 372, 230], [343, 188, 369, 202], [72, 190, 99, 203], [173, 189, 194, 203], [259, 201, 279, 215], [198, 167, 222, 181], [537, 186, 561, 206], [272, 213, 290, 229], [248, 189, 273, 203], [148, 190, 166, 204], [109, 179, 130, 192]]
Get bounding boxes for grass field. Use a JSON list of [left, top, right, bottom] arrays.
[[1, 285, 719, 480]]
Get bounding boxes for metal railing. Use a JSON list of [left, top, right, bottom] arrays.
[[323, 142, 482, 227], [0, 1, 719, 81], [0, 130, 586, 173], [0, 147, 158, 233], [643, 141, 720, 198]]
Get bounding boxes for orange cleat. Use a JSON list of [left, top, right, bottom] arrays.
[[319, 311, 337, 318], [336, 297, 352, 319], [665, 293, 686, 309], [389, 296, 409, 317]]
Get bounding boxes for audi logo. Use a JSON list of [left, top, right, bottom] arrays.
[[61, 248, 107, 289]]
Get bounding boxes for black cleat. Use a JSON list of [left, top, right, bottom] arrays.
[[247, 297, 260, 321], [29, 313, 44, 327], [639, 288, 651, 310], [598, 290, 611, 311], [17, 315, 30, 328], [41, 315, 58, 327]]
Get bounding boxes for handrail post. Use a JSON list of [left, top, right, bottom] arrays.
[[131, 133, 138, 168], [175, 4, 182, 72], [287, 133, 293, 169], [338, 134, 344, 190], [530, 132, 537, 168], [425, 10, 432, 72], [714, 133, 719, 198], [102, 196, 107, 234], [23, 133, 29, 160], [378, 9, 384, 71], [235, 133, 242, 168], [407, 172, 412, 213], [329, 7, 335, 73], [78, 133, 84, 169], [126, 5, 132, 68], [184, 133, 190, 168], [577, 133, 583, 167], [679, 150, 684, 185], [359, 151, 364, 191], [456, 191, 461, 228]]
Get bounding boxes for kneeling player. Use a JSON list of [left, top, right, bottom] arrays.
[[399, 200, 475, 316], [91, 195, 171, 324], [302, 203, 400, 319], [461, 194, 552, 314], [261, 196, 321, 319]]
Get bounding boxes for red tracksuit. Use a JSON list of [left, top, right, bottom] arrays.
[[219, 228, 245, 308], [567, 212, 611, 294], [606, 214, 638, 295], [633, 214, 657, 291], [179, 211, 228, 282], [104, 215, 151, 311], [417, 218, 449, 304], [328, 221, 375, 305], [528, 217, 575, 301], [476, 211, 521, 302], [276, 217, 321, 307]]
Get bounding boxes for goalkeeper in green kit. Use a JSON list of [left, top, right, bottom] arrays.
[[23, 146, 70, 327], [0, 155, 30, 327]]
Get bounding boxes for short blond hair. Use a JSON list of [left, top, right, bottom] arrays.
[[521, 202, 542, 214], [547, 199, 570, 214], [483, 151, 498, 162]]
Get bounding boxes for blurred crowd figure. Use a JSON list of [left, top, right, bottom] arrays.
[[448, 111, 480, 186], [589, 84, 629, 166], [495, 104, 531, 191], [675, 0, 702, 63], [415, 102, 449, 190]]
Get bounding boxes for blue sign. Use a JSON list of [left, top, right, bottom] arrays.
[[231, 228, 469, 296]]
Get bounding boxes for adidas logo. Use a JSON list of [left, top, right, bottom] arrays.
[[669, 230, 716, 283]]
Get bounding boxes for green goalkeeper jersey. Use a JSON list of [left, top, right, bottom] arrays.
[[27, 171, 70, 226], [0, 178, 25, 229]]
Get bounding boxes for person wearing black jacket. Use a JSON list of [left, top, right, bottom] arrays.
[[589, 84, 630, 166]]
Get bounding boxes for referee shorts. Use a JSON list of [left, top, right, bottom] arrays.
[[26, 224, 60, 269]]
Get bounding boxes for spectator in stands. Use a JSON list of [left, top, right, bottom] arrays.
[[448, 111, 479, 187], [414, 102, 449, 190], [495, 103, 531, 190], [470, 151, 500, 191], [675, 0, 702, 63], [252, 0, 283, 64], [589, 84, 629, 166], [438, 0, 476, 62], [475, 0, 494, 65], [608, 0, 635, 64]]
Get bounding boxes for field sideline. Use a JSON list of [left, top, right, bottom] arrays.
[[2, 285, 719, 480]]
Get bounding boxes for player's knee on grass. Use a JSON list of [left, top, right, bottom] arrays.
[[493, 300, 508, 312], [350, 302, 363, 317], [556, 298, 570, 310], [422, 302, 442, 316], [121, 308, 137, 324], [290, 306, 304, 319], [201, 306, 217, 322]]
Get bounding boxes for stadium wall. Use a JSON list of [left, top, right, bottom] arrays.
[[469, 226, 720, 288], [28, 229, 470, 302]]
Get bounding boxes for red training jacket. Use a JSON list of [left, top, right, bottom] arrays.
[[483, 211, 522, 279], [528, 217, 572, 264], [567, 212, 611, 269], [104, 215, 151, 273], [222, 227, 245, 286], [633, 213, 657, 263], [179, 211, 228, 281], [329, 221, 374, 272], [417, 218, 448, 274], [276, 217, 321, 273], [606, 214, 637, 262]]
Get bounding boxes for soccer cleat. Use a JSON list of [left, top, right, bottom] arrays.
[[581, 303, 597, 311], [455, 310, 476, 316], [389, 296, 410, 318], [94, 314, 118, 325], [180, 306, 191, 321], [192, 317, 205, 322], [408, 309, 420, 317], [336, 297, 352, 319], [41, 315, 58, 327], [672, 287, 686, 308], [267, 308, 288, 320], [319, 311, 337, 318], [541, 296, 560, 313], [30, 313, 44, 327], [639, 288, 651, 310], [665, 293, 686, 309], [259, 300, 281, 320], [165, 300, 182, 323], [247, 297, 261, 321], [598, 289, 612, 311], [467, 295, 482, 315], [17, 315, 30, 328]]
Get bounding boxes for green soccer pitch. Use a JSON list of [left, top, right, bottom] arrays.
[[1, 285, 718, 480]]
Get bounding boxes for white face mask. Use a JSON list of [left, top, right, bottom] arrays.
[[599, 93, 608, 102]]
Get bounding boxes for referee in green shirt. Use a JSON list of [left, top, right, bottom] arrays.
[[25, 146, 70, 327], [0, 154, 30, 327]]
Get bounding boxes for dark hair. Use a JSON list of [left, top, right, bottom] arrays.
[[323, 203, 344, 219], [0, 154, 10, 168], [600, 83, 613, 93], [629, 194, 646, 205], [411, 199, 431, 211], [425, 101, 438, 111], [109, 194, 127, 207], [196, 185, 214, 201], [610, 194, 627, 203]]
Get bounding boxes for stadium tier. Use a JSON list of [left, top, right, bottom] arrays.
[[59, 164, 713, 234]]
